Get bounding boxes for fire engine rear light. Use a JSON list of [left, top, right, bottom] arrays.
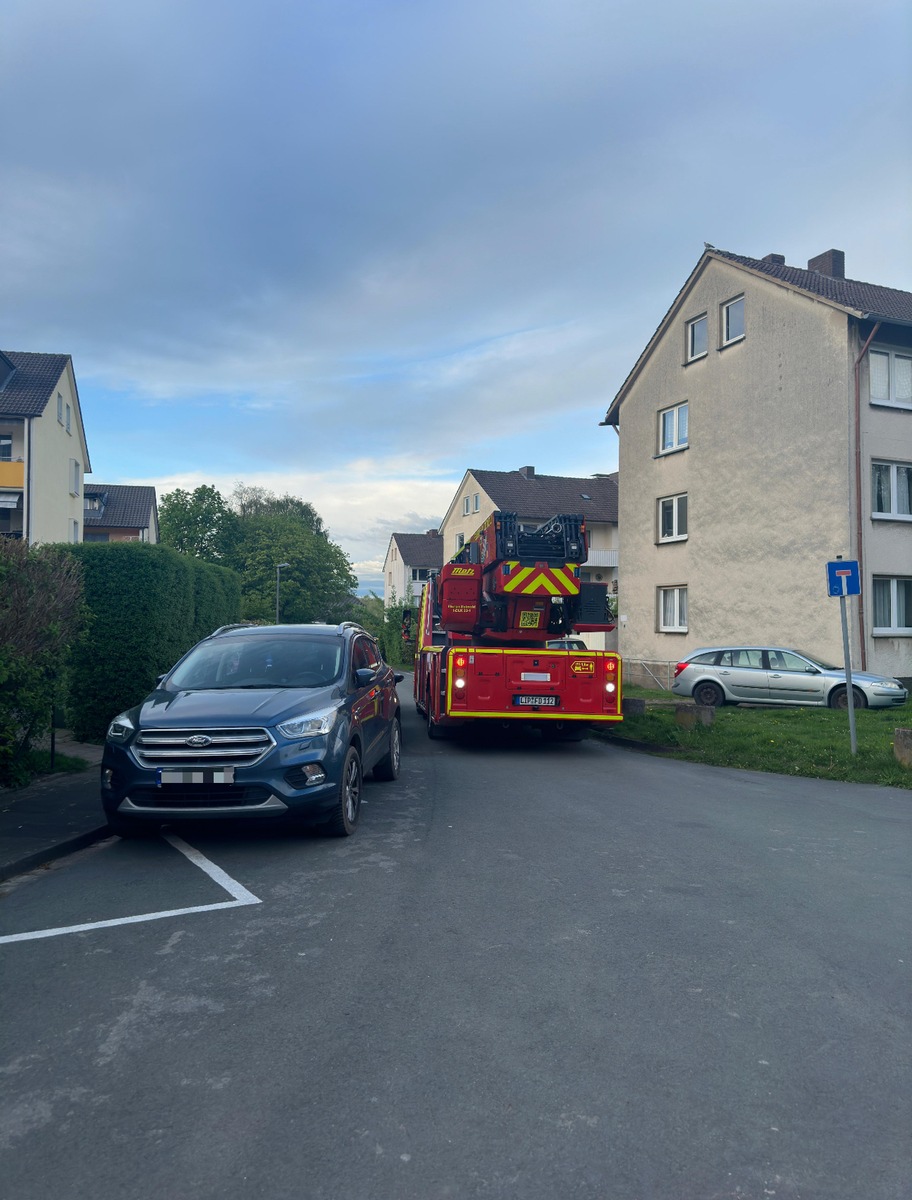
[[605, 683, 616, 693], [455, 655, 467, 668], [454, 678, 466, 689]]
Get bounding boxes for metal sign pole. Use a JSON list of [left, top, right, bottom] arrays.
[[838, 590, 858, 756]]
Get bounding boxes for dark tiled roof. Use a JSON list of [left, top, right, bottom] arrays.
[[0, 351, 71, 417], [471, 469, 618, 524], [712, 250, 912, 323], [391, 531, 445, 569], [84, 484, 157, 530]]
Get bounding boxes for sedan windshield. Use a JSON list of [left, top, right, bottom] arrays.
[[166, 635, 344, 691]]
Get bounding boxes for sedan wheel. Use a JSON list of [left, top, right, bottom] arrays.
[[693, 681, 725, 707], [829, 686, 867, 710], [325, 747, 363, 837]]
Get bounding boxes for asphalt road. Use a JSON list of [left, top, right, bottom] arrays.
[[2, 689, 910, 1200]]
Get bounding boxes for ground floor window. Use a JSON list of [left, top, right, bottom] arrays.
[[873, 576, 912, 634], [658, 585, 687, 632]]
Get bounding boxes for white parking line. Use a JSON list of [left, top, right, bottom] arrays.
[[0, 833, 261, 945]]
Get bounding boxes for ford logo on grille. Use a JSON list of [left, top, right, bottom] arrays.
[[186, 735, 212, 748]]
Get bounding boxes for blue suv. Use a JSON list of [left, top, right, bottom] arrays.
[[101, 622, 403, 838]]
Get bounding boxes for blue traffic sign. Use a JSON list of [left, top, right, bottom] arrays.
[[826, 560, 860, 597]]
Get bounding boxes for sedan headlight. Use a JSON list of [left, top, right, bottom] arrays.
[[277, 705, 339, 739], [106, 712, 135, 743], [877, 681, 902, 690]]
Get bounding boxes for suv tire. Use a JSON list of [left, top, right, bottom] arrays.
[[325, 746, 363, 837], [373, 718, 401, 781]]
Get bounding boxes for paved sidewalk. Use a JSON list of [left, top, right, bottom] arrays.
[[0, 735, 109, 883]]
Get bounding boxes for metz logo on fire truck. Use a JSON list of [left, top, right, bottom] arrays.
[[569, 659, 595, 675], [450, 567, 476, 577]]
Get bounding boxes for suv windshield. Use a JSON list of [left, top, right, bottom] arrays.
[[166, 634, 345, 691]]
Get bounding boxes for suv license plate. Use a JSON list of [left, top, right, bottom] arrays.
[[157, 768, 235, 786], [514, 695, 558, 707]]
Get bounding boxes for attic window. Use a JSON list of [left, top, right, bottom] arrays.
[[580, 493, 591, 500], [686, 314, 708, 362], [84, 496, 101, 511]]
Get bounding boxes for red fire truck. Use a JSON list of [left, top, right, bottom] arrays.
[[413, 511, 621, 739]]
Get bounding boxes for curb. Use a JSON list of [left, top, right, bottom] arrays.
[[0, 825, 112, 885]]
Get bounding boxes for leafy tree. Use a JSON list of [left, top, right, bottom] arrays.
[[0, 539, 85, 785], [160, 481, 358, 625], [159, 485, 237, 561]]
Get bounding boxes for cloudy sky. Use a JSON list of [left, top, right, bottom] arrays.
[[3, 0, 910, 591]]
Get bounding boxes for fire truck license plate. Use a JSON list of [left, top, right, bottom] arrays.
[[514, 695, 559, 707]]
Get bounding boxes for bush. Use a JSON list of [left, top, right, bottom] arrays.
[[65, 543, 241, 740], [0, 540, 85, 785]]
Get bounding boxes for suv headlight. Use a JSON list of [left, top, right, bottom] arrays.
[[106, 712, 135, 743], [277, 705, 340, 739]]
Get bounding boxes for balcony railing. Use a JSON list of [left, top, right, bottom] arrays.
[[584, 549, 619, 567], [0, 461, 25, 488]]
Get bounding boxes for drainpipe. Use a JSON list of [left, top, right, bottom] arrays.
[[853, 320, 880, 671], [24, 417, 31, 544]]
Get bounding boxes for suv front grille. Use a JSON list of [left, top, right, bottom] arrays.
[[133, 727, 274, 770], [126, 784, 273, 808]]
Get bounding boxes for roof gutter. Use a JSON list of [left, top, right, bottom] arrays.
[[853, 320, 881, 671]]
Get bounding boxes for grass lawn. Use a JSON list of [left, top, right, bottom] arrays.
[[22, 749, 91, 777], [599, 689, 912, 790]]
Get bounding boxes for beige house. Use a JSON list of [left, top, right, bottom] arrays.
[[437, 466, 619, 648], [382, 529, 444, 606], [0, 351, 91, 545], [601, 246, 912, 683]]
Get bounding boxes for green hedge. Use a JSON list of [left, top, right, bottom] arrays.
[[65, 543, 241, 740]]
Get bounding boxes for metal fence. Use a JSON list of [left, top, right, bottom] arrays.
[[622, 659, 678, 691]]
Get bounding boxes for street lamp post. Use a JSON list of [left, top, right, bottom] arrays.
[[275, 562, 291, 624]]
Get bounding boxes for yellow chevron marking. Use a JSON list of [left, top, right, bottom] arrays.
[[521, 572, 561, 595], [502, 566, 534, 593]]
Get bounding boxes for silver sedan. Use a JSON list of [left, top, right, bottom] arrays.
[[671, 646, 909, 709]]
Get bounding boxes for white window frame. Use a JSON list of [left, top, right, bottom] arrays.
[[872, 460, 912, 520], [872, 576, 912, 635], [65, 403, 71, 433], [658, 586, 688, 632], [686, 314, 707, 362], [455, 533, 465, 552], [57, 394, 63, 423], [721, 295, 745, 345], [69, 458, 81, 497], [71, 519, 79, 544], [463, 497, 470, 515], [869, 347, 912, 410], [0, 434, 11, 462], [658, 493, 688, 542], [658, 402, 688, 454], [473, 493, 480, 512]]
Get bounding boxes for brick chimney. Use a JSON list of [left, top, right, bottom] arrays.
[[807, 249, 845, 279], [518, 465, 535, 478], [762, 253, 785, 265], [426, 529, 439, 537]]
